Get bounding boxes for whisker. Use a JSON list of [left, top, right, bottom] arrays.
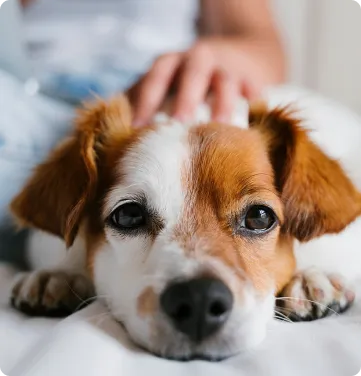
[[57, 278, 114, 314], [93, 312, 114, 327], [60, 311, 114, 328], [73, 293, 112, 312], [274, 310, 294, 323], [274, 316, 294, 324], [62, 279, 102, 312], [275, 306, 297, 314], [276, 296, 340, 317]]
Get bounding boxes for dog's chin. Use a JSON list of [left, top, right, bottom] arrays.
[[136, 341, 239, 362], [153, 352, 238, 362], [109, 310, 237, 361], [120, 319, 267, 362], [123, 326, 239, 362], [128, 330, 250, 362]]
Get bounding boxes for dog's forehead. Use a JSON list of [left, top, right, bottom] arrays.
[[188, 122, 273, 185], [104, 121, 272, 218], [104, 121, 189, 220]]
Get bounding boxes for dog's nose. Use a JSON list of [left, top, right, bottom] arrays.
[[160, 277, 233, 343]]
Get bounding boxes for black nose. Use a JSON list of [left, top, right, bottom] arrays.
[[160, 277, 233, 343]]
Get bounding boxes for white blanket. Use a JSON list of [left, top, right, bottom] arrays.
[[1, 85, 361, 376]]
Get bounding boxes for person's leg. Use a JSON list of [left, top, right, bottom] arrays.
[[0, 71, 74, 267]]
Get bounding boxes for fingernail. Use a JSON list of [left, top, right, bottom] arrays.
[[173, 113, 187, 122], [346, 290, 355, 302], [214, 115, 228, 123], [214, 114, 231, 124], [312, 288, 325, 300]]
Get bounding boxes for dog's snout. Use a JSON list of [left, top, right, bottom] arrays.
[[160, 277, 233, 343]]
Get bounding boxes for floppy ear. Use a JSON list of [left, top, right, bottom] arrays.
[[10, 95, 133, 247], [249, 102, 361, 242]]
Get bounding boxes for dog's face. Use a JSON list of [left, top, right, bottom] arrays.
[[11, 97, 361, 360], [94, 119, 283, 360]]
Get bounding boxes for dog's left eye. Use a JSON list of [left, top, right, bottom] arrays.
[[111, 203, 146, 229]]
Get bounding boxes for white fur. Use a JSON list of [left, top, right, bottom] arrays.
[[27, 228, 87, 273], [295, 217, 361, 280], [103, 120, 189, 226]]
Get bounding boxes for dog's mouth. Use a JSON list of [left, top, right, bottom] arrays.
[[154, 353, 235, 362], [117, 319, 237, 362]]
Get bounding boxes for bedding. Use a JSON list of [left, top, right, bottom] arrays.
[[1, 267, 361, 376], [1, 83, 361, 376]]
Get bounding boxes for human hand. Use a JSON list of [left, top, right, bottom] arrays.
[[129, 36, 285, 127]]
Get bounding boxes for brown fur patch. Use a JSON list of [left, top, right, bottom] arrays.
[[85, 225, 106, 279], [272, 235, 296, 292], [173, 105, 361, 294], [137, 286, 158, 318], [173, 122, 286, 294]]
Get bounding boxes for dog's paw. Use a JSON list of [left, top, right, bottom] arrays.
[[10, 270, 95, 317], [277, 268, 355, 322]]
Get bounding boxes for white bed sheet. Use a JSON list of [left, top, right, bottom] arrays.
[[1, 85, 361, 376]]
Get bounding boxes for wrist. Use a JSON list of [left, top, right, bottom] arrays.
[[234, 30, 287, 83]]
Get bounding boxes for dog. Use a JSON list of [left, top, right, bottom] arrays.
[[8, 95, 361, 361]]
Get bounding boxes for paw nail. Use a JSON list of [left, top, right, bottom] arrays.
[[346, 290, 355, 302], [331, 281, 343, 291], [313, 288, 325, 300]]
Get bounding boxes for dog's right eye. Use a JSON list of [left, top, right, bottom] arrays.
[[111, 203, 146, 229]]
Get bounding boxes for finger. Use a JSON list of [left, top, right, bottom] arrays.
[[173, 46, 214, 121], [241, 79, 263, 101], [211, 70, 238, 123], [132, 53, 182, 127], [126, 79, 142, 106]]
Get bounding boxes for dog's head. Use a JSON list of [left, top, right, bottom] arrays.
[[11, 96, 361, 360]]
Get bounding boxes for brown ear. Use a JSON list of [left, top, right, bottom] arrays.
[[10, 95, 133, 247], [249, 102, 361, 241]]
